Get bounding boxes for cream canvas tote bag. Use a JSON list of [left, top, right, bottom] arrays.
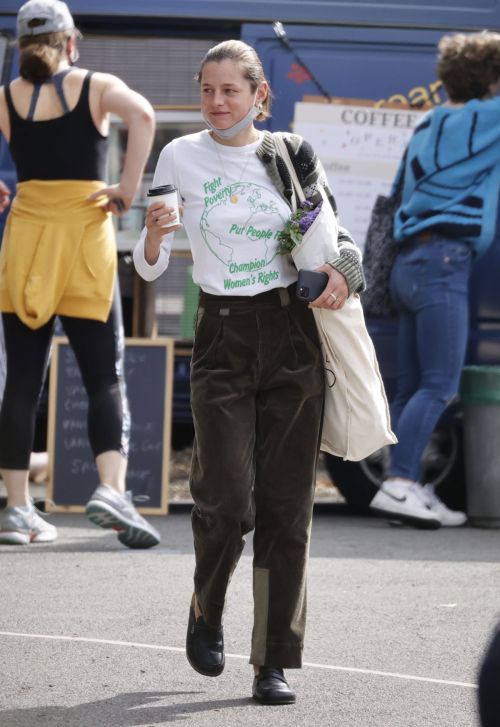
[[275, 133, 396, 460]]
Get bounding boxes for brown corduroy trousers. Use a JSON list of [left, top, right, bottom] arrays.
[[189, 284, 324, 668]]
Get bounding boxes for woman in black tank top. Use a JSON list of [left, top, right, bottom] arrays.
[[0, 0, 163, 549], [4, 68, 109, 182]]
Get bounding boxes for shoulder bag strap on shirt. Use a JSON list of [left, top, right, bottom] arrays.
[[274, 133, 305, 210]]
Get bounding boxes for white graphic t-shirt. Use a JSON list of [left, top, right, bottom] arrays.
[[134, 130, 298, 295]]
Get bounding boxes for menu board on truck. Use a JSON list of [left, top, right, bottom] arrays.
[[293, 101, 426, 251]]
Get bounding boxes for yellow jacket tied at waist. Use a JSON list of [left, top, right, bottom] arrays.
[[0, 180, 117, 329]]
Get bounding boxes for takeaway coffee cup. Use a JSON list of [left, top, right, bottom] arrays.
[[147, 184, 179, 227]]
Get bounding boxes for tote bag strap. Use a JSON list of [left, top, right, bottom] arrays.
[[274, 133, 305, 210]]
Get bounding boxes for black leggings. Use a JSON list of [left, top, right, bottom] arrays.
[[0, 284, 130, 470]]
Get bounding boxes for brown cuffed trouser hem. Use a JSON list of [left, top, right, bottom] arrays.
[[189, 284, 324, 667], [250, 641, 304, 669]]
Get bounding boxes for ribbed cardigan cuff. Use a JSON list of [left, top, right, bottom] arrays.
[[329, 250, 366, 295]]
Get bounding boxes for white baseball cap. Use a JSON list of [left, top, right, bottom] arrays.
[[17, 0, 78, 39]]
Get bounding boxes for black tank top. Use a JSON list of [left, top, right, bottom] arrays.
[[4, 71, 108, 182]]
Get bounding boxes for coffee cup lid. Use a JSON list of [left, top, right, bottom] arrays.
[[147, 184, 177, 196]]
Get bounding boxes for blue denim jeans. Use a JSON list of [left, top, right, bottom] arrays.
[[387, 234, 472, 482]]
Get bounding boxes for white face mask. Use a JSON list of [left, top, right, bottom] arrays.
[[203, 99, 261, 140]]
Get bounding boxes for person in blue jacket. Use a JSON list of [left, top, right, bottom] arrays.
[[369, 31, 500, 528]]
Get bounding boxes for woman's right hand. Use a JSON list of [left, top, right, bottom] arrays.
[[0, 180, 11, 213], [145, 202, 182, 244], [144, 201, 183, 265]]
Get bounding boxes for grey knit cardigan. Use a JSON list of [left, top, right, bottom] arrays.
[[256, 131, 365, 295]]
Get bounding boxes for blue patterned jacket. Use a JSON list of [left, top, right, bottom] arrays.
[[394, 97, 500, 257]]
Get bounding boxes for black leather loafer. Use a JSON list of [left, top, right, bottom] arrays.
[[186, 604, 225, 677], [252, 666, 296, 705]]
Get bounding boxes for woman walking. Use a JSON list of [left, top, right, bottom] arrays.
[[134, 39, 364, 703], [0, 0, 159, 548]]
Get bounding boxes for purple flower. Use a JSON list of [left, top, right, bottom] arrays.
[[277, 199, 323, 255], [298, 202, 322, 233]]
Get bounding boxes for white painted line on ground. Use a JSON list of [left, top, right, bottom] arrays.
[[0, 631, 185, 654], [301, 660, 476, 689], [0, 630, 476, 690]]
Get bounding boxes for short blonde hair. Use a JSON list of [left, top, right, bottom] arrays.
[[437, 31, 500, 102], [197, 40, 272, 121]]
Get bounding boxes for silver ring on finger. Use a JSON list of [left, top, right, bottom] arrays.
[[329, 292, 337, 303]]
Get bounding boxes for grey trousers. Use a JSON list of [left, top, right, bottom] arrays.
[[189, 284, 324, 668]]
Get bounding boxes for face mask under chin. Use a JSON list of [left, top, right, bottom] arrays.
[[203, 104, 260, 140]]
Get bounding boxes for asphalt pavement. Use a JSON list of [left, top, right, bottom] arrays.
[[0, 508, 499, 727]]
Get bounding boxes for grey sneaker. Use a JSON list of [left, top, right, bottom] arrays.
[[0, 505, 57, 545], [85, 484, 160, 549]]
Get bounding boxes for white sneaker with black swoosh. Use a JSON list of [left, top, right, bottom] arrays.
[[369, 479, 441, 529], [419, 484, 467, 527]]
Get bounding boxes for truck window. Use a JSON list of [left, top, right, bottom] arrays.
[[78, 34, 217, 106]]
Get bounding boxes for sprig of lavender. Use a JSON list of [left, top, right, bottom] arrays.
[[277, 200, 323, 254]]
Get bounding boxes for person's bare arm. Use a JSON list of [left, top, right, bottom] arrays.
[[0, 87, 10, 144], [88, 75, 155, 214], [0, 90, 11, 213]]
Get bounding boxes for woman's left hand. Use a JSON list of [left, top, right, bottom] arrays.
[[309, 263, 349, 310], [87, 184, 134, 215]]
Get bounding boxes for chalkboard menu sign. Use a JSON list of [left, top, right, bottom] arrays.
[[47, 337, 174, 514]]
